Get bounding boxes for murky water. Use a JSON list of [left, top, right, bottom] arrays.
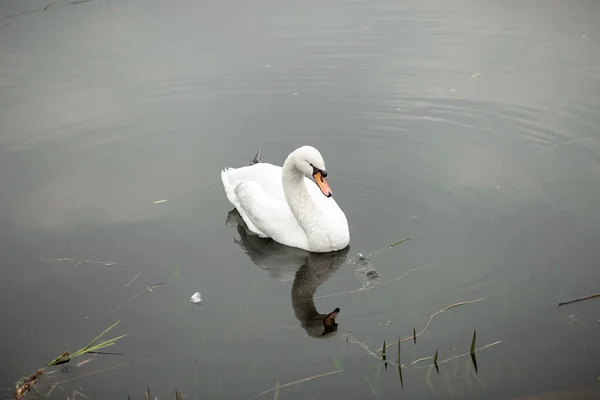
[[2, 0, 600, 399]]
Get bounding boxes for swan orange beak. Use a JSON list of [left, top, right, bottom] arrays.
[[313, 170, 332, 197], [323, 307, 340, 327]]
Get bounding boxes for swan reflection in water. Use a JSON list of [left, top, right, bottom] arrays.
[[226, 209, 350, 338]]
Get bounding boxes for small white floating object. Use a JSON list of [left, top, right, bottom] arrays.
[[471, 72, 481, 78], [153, 199, 169, 204], [190, 292, 202, 304]]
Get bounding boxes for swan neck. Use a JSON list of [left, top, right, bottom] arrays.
[[282, 154, 317, 229]]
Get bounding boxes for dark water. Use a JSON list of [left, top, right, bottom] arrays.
[[1, 0, 600, 399]]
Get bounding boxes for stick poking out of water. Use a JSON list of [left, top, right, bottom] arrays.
[[558, 292, 600, 306]]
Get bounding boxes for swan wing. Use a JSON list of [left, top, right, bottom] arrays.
[[234, 181, 309, 250], [222, 163, 286, 202]]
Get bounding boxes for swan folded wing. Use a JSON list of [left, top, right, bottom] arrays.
[[224, 163, 286, 202], [234, 181, 308, 250]]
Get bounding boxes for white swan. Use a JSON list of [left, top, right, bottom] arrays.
[[220, 146, 350, 253]]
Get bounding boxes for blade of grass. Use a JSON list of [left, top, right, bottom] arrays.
[[47, 321, 127, 366], [83, 320, 122, 350], [470, 330, 476, 355], [413, 327, 416, 345], [434, 350, 439, 374], [397, 337, 403, 388], [383, 340, 387, 369]]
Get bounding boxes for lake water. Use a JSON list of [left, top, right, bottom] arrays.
[[1, 0, 600, 399]]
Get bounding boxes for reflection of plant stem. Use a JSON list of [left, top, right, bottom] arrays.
[[376, 296, 490, 353], [463, 356, 474, 392], [425, 365, 437, 396]]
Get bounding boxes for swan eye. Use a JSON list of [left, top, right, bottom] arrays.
[[310, 164, 327, 177]]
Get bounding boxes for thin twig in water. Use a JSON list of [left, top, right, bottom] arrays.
[[254, 370, 344, 398], [124, 273, 142, 287], [109, 282, 170, 314], [412, 356, 434, 365], [66, 389, 91, 400], [558, 292, 600, 306], [314, 268, 424, 300], [369, 234, 420, 257], [187, 267, 228, 278], [53, 355, 193, 386], [39, 257, 129, 266], [532, 137, 591, 155], [413, 341, 502, 369], [376, 296, 491, 352]]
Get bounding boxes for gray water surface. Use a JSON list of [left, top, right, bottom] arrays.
[[1, 0, 600, 399]]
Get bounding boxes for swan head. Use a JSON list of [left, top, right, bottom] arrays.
[[292, 146, 333, 198]]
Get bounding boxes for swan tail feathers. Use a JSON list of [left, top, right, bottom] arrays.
[[220, 168, 239, 207], [250, 146, 263, 165]]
